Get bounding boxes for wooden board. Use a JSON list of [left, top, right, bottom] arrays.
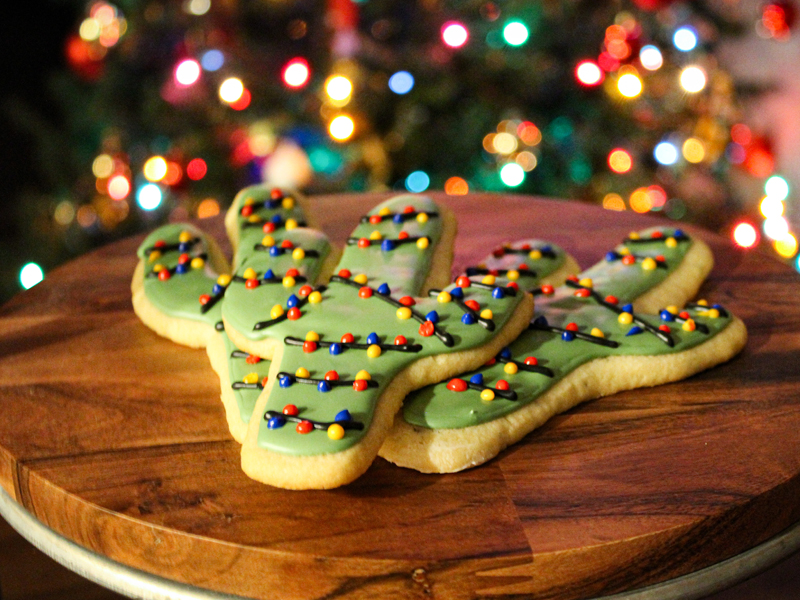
[[1, 192, 799, 600]]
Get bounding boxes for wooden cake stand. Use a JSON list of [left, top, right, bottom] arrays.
[[1, 193, 799, 600]]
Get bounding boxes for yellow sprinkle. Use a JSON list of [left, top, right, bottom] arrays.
[[378, 207, 391, 216], [504, 362, 518, 375], [529, 250, 542, 260], [295, 367, 310, 378], [270, 305, 284, 319], [629, 232, 640, 240], [416, 237, 429, 250], [152, 264, 165, 273], [282, 197, 295, 210], [507, 270, 520, 281], [261, 235, 275, 247], [292, 248, 306, 260], [417, 212, 428, 224], [396, 307, 412, 320], [480, 389, 495, 401], [665, 305, 679, 315], [619, 247, 630, 256], [367, 344, 382, 358], [618, 312, 634, 325], [179, 231, 193, 243], [369, 230, 383, 240], [697, 299, 709, 307], [355, 369, 371, 381], [148, 251, 161, 262], [350, 274, 366, 286], [682, 319, 696, 332], [305, 331, 320, 342], [590, 327, 605, 338], [308, 291, 322, 304], [285, 218, 298, 230], [244, 197, 256, 206], [248, 215, 262, 224], [190, 257, 205, 269], [437, 291, 452, 303], [482, 275, 497, 285], [242, 267, 257, 280], [641, 257, 657, 271], [217, 274, 232, 286], [282, 276, 296, 288], [327, 423, 345, 440], [243, 372, 259, 385], [579, 278, 593, 288], [707, 308, 720, 318], [666, 237, 678, 248], [480, 309, 493, 320]]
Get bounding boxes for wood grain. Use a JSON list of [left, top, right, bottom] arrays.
[[1, 192, 799, 600]]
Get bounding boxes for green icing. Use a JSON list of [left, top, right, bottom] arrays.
[[474, 238, 567, 287], [222, 333, 271, 424], [401, 227, 733, 430], [137, 223, 226, 327]]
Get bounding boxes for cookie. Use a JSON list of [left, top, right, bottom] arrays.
[[380, 227, 747, 473]]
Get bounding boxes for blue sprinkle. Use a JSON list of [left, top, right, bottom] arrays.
[[426, 310, 439, 323], [606, 251, 618, 262], [366, 332, 380, 345], [317, 380, 332, 393], [450, 287, 464, 299], [212, 283, 224, 295], [712, 303, 724, 310], [562, 331, 576, 341], [461, 313, 477, 325], [499, 347, 512, 359], [533, 315, 548, 327], [286, 294, 299, 308], [271, 214, 282, 224], [329, 343, 342, 356], [267, 416, 286, 429], [266, 199, 281, 209], [175, 263, 188, 275], [626, 326, 644, 336], [470, 373, 484, 385], [393, 213, 404, 224], [335, 409, 352, 422], [178, 242, 190, 253], [660, 310, 675, 322], [381, 239, 395, 252], [622, 304, 634, 314], [674, 229, 684, 238], [492, 287, 505, 299], [269, 246, 281, 257], [279, 375, 293, 388], [377, 283, 391, 295], [541, 245, 552, 253]]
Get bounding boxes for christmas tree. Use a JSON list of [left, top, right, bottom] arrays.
[[2, 0, 797, 303]]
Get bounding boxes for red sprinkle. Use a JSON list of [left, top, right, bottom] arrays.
[[262, 222, 275, 234], [398, 231, 409, 240], [656, 255, 665, 262], [296, 421, 313, 435], [283, 404, 298, 416], [158, 269, 171, 281], [574, 288, 590, 298], [154, 240, 166, 248], [520, 243, 531, 250], [465, 299, 480, 311], [540, 284, 554, 295], [679, 311, 691, 319], [403, 205, 415, 213], [399, 296, 416, 306], [622, 255, 636, 266], [659, 325, 671, 333], [240, 205, 253, 217], [447, 378, 468, 392], [302, 341, 317, 353], [285, 268, 299, 277], [178, 253, 190, 264], [324, 370, 339, 381], [567, 275, 579, 282], [353, 379, 368, 392], [485, 357, 497, 366], [246, 354, 261, 364], [605, 295, 619, 304], [298, 285, 312, 297], [358, 286, 373, 299], [566, 322, 579, 332], [507, 282, 520, 290], [369, 215, 382, 224], [394, 335, 407, 345], [492, 248, 505, 258], [357, 238, 370, 248], [518, 263, 529, 270], [651, 231, 664, 238], [524, 356, 538, 366], [199, 294, 211, 305], [419, 320, 435, 337], [261, 376, 269, 387], [341, 333, 355, 344], [456, 276, 471, 288], [281, 240, 294, 249], [496, 380, 510, 391], [287, 307, 301, 320], [338, 269, 351, 279], [270, 188, 283, 200], [245, 278, 259, 289]]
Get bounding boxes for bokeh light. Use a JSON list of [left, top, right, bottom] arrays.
[[441, 22, 469, 48], [503, 21, 529, 46], [575, 61, 603, 86], [282, 58, 310, 88], [329, 115, 355, 141], [137, 183, 163, 210], [760, 195, 784, 219], [388, 71, 414, 94], [639, 45, 663, 70], [326, 75, 353, 101], [143, 156, 168, 181], [602, 193, 626, 211], [765, 175, 790, 200], [187, 158, 207, 180], [764, 216, 790, 240], [444, 176, 469, 195], [175, 59, 201, 85], [219, 77, 244, 103], [654, 141, 679, 165], [186, 0, 210, 16], [492, 132, 517, 155], [629, 187, 652, 213], [774, 233, 798, 258], [201, 49, 224, 71], [197, 198, 220, 219], [733, 222, 758, 248], [608, 148, 633, 173], [92, 154, 114, 178], [19, 263, 44, 290], [682, 138, 705, 163], [680, 66, 706, 93], [405, 170, 430, 192], [673, 27, 698, 51], [230, 89, 251, 110], [107, 175, 130, 200], [618, 72, 643, 98], [500, 162, 525, 186]]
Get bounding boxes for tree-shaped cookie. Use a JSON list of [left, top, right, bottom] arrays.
[[381, 228, 747, 473]]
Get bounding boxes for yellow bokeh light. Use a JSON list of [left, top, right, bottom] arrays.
[[774, 233, 798, 258], [618, 73, 643, 98], [329, 115, 355, 141], [325, 75, 353, 101], [629, 187, 652, 213], [54, 200, 76, 226], [492, 132, 518, 155], [760, 195, 784, 219], [79, 18, 101, 41], [680, 66, 706, 93], [682, 138, 706, 163], [608, 149, 633, 173], [92, 154, 114, 178], [482, 133, 497, 153], [197, 198, 221, 219], [515, 151, 538, 171], [143, 156, 168, 182], [602, 193, 626, 211], [219, 78, 245, 103]]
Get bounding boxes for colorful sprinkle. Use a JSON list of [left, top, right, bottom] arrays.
[[283, 404, 299, 416], [367, 344, 382, 358], [618, 313, 634, 325], [447, 378, 468, 392], [682, 319, 697, 332], [480, 389, 495, 401], [327, 424, 345, 440], [504, 362, 518, 374], [295, 367, 310, 378], [287, 307, 301, 320], [296, 421, 313, 434], [437, 291, 452, 303]]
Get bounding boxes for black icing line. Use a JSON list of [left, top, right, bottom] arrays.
[[466, 380, 517, 401], [359, 210, 439, 223], [465, 266, 538, 280], [252, 245, 320, 256], [527, 320, 621, 348], [427, 288, 495, 332], [252, 285, 327, 331], [276, 372, 379, 389], [263, 410, 365, 431], [492, 246, 558, 259], [686, 302, 729, 319], [232, 381, 264, 390], [233, 273, 309, 284], [668, 311, 711, 334], [494, 355, 554, 377], [142, 237, 201, 255], [605, 251, 668, 268], [623, 232, 689, 244], [284, 336, 422, 353], [346, 235, 427, 247], [461, 279, 518, 296], [330, 276, 454, 347], [241, 219, 308, 229]]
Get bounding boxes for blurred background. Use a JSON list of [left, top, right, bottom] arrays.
[[1, 0, 799, 303]]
